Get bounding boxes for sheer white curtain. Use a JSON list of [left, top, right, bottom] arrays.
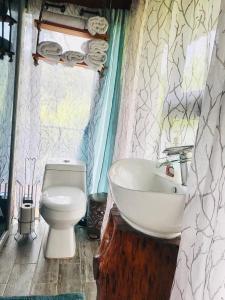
[[13, 4, 98, 209], [115, 0, 220, 160], [102, 1, 225, 298], [171, 1, 225, 298], [102, 0, 220, 231]]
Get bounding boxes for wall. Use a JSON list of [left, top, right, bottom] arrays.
[[114, 0, 220, 163]]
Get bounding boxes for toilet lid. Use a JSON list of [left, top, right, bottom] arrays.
[[41, 186, 86, 212]]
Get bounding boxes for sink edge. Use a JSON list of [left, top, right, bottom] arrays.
[[121, 214, 181, 240]]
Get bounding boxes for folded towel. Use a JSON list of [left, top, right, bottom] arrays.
[[84, 52, 107, 71], [42, 11, 86, 30], [87, 16, 109, 36], [37, 41, 62, 63], [41, 54, 61, 64], [61, 51, 84, 67], [81, 39, 109, 54], [37, 41, 62, 56]]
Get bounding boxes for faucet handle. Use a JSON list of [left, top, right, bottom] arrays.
[[163, 145, 194, 156]]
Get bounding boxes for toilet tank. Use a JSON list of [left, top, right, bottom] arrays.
[[42, 160, 86, 193]]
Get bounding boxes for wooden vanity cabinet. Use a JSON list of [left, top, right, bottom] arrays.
[[93, 205, 180, 300]]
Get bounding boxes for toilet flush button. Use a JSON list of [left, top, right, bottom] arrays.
[[64, 160, 70, 163]]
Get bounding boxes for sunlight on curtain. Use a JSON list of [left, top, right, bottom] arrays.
[[115, 0, 220, 161], [171, 1, 225, 298], [13, 11, 97, 208]]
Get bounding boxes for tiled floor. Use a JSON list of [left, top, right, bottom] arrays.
[[0, 219, 99, 299]]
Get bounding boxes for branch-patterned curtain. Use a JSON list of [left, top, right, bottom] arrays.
[[171, 2, 225, 299], [102, 0, 221, 232], [115, 0, 220, 160], [102, 1, 225, 296]]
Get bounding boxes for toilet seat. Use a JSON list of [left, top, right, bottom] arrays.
[[41, 186, 86, 212]]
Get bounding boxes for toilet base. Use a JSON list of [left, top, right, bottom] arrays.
[[44, 226, 76, 259]]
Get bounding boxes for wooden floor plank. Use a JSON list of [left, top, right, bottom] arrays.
[[30, 283, 58, 296], [4, 263, 36, 296], [0, 235, 18, 284], [0, 284, 6, 296], [0, 222, 98, 298], [33, 245, 59, 284], [83, 282, 97, 300], [58, 263, 82, 294], [80, 238, 99, 283]]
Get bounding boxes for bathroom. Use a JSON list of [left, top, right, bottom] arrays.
[[0, 0, 224, 299]]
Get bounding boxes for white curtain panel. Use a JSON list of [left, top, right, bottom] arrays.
[[114, 0, 220, 160], [103, 0, 225, 298], [171, 1, 225, 299], [14, 6, 97, 200], [103, 0, 220, 230]]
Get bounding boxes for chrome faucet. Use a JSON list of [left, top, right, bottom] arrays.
[[163, 145, 194, 186]]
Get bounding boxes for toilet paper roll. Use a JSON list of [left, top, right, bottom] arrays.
[[18, 204, 35, 234], [18, 220, 35, 235], [18, 203, 35, 223]]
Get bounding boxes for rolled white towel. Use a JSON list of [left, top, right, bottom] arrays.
[[81, 39, 109, 54], [84, 52, 107, 71], [42, 11, 86, 30], [61, 51, 84, 67], [87, 16, 109, 36], [37, 41, 62, 63], [41, 54, 61, 64]]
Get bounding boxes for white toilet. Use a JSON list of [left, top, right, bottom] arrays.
[[40, 160, 87, 259]]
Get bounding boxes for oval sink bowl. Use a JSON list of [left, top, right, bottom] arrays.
[[109, 158, 186, 239]]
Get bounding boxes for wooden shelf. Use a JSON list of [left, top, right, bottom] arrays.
[[32, 53, 89, 68], [32, 53, 104, 73], [0, 15, 17, 24], [34, 19, 108, 41], [48, 0, 132, 9]]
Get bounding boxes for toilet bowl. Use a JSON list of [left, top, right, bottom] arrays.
[[40, 160, 86, 259]]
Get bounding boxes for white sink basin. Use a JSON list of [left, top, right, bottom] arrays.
[[108, 158, 186, 239]]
